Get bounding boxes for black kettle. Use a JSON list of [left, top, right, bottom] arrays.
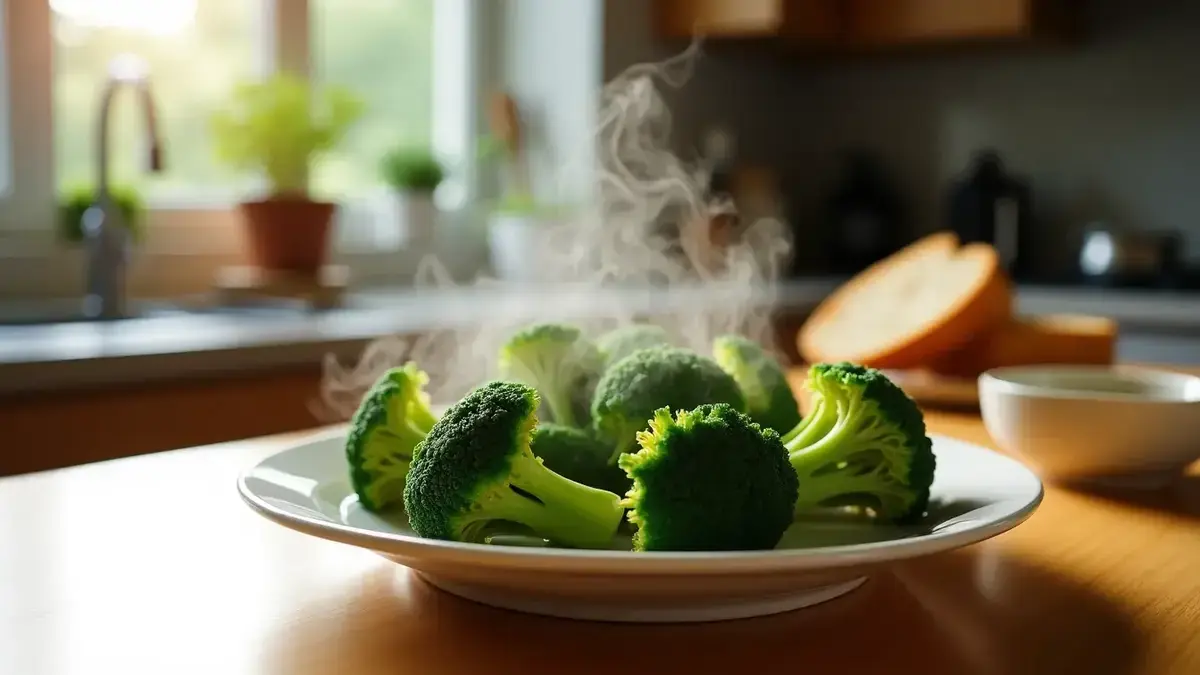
[[947, 150, 1033, 277]]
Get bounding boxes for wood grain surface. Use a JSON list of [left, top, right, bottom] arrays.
[[0, 368, 328, 477], [2, 373, 1198, 675]]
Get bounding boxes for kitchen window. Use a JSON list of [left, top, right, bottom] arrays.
[[53, 0, 265, 202], [0, 0, 485, 285], [0, 1, 11, 201]]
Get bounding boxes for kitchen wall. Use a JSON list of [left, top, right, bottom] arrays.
[[603, 0, 1200, 277]]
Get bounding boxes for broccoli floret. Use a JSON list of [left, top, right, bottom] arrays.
[[712, 334, 802, 435], [783, 363, 936, 524], [403, 381, 624, 548], [498, 323, 603, 428], [596, 324, 673, 368], [618, 404, 798, 551], [345, 363, 438, 512], [591, 346, 746, 461], [531, 424, 631, 495]]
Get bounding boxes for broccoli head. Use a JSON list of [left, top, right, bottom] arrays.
[[596, 324, 673, 368], [783, 362, 936, 524], [531, 423, 631, 495], [498, 323, 603, 428], [588, 343, 744, 454], [403, 381, 624, 548], [712, 334, 802, 435], [591, 346, 746, 461], [346, 363, 438, 512], [618, 404, 798, 551]]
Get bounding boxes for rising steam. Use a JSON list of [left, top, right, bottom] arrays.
[[318, 42, 793, 420]]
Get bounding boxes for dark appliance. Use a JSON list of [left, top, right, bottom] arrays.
[[825, 151, 904, 273], [947, 150, 1034, 277], [1077, 225, 1184, 288]]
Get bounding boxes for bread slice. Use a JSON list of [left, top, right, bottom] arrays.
[[930, 314, 1118, 378], [798, 232, 1012, 369]]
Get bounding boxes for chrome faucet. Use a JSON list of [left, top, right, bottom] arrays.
[[83, 54, 164, 321]]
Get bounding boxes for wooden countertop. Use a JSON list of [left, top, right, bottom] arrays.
[[2, 396, 1199, 674]]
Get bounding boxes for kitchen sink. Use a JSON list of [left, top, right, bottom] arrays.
[[0, 301, 170, 326]]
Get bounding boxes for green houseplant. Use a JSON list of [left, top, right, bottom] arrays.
[[380, 147, 445, 247], [476, 132, 569, 283], [58, 183, 145, 244], [210, 73, 364, 274], [381, 147, 445, 193], [477, 92, 570, 282]]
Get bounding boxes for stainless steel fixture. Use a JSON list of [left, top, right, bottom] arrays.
[[83, 54, 165, 321]]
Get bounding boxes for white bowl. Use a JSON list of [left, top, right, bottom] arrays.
[[239, 429, 1042, 623], [979, 365, 1200, 488]]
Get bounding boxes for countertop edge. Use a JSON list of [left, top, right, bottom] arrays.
[[4, 280, 1200, 395]]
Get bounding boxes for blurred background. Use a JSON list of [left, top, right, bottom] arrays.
[[1, 0, 1197, 475]]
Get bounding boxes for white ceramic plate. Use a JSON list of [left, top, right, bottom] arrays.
[[238, 429, 1043, 623]]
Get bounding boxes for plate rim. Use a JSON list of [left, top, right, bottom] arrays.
[[237, 429, 1044, 574]]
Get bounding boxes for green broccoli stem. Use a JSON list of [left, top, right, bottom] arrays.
[[786, 387, 918, 518], [385, 419, 427, 451], [782, 396, 831, 447], [493, 452, 624, 549], [382, 368, 437, 433], [602, 420, 643, 467], [357, 423, 426, 510], [790, 466, 920, 515], [499, 352, 587, 427], [408, 405, 437, 435], [788, 385, 854, 455], [543, 391, 578, 428]]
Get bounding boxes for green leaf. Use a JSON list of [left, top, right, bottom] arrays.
[[380, 147, 445, 192], [209, 73, 366, 196], [57, 183, 144, 244]]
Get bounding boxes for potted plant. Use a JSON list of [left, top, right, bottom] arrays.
[[210, 74, 364, 275], [477, 93, 558, 282], [380, 146, 445, 247], [58, 182, 145, 244], [477, 143, 567, 280], [485, 192, 570, 282]]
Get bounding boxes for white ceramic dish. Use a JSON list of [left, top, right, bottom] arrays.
[[238, 429, 1042, 623], [979, 365, 1200, 488]]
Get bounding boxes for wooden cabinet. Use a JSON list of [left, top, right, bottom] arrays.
[[654, 0, 842, 43], [655, 0, 1081, 48], [843, 0, 1079, 46], [0, 368, 330, 477]]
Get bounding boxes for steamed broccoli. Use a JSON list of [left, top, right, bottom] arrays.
[[403, 381, 625, 548], [783, 363, 936, 524], [345, 363, 438, 512], [591, 346, 746, 461], [712, 334, 802, 435], [531, 424, 630, 495], [596, 324, 673, 368], [498, 323, 603, 428], [618, 404, 798, 551]]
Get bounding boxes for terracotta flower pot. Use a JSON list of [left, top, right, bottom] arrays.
[[238, 197, 336, 275]]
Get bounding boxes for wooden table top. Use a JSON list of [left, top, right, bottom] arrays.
[[2, 397, 1198, 674]]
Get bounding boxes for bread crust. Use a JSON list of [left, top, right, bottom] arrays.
[[798, 231, 1013, 369]]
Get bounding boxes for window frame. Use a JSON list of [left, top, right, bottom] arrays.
[[0, 0, 56, 245], [0, 0, 492, 291]]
